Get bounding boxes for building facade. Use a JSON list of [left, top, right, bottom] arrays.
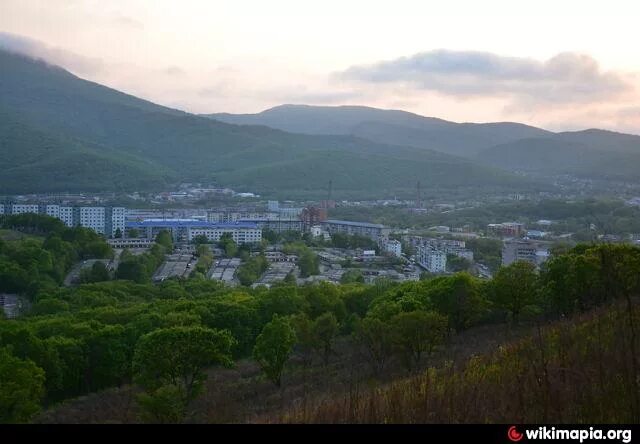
[[383, 239, 402, 257], [127, 219, 262, 244], [322, 219, 391, 243], [417, 245, 447, 273], [0, 204, 124, 236], [502, 239, 549, 267]]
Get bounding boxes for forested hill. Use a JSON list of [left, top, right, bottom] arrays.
[[0, 49, 534, 198]]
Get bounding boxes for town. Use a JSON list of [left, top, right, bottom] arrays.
[[5, 191, 636, 304]]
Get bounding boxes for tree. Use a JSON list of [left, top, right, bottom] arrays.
[[253, 316, 297, 387], [0, 347, 45, 423], [491, 261, 540, 323], [192, 234, 209, 245], [128, 228, 140, 239], [79, 261, 110, 283], [340, 269, 364, 284], [298, 250, 319, 278], [136, 384, 189, 424], [132, 326, 236, 405], [353, 316, 394, 375], [390, 310, 448, 371], [114, 228, 123, 239], [155, 230, 173, 250], [313, 312, 339, 365]]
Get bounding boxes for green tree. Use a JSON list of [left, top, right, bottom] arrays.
[[114, 228, 123, 239], [390, 310, 448, 371], [298, 250, 319, 278], [340, 269, 364, 284], [132, 326, 236, 403], [79, 261, 110, 283], [128, 228, 140, 239], [0, 347, 45, 423], [313, 312, 339, 365], [155, 230, 173, 250], [353, 316, 394, 375], [491, 261, 540, 323], [253, 316, 297, 387], [136, 384, 188, 424], [191, 234, 209, 245]]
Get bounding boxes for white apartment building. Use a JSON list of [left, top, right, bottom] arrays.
[[10, 204, 40, 215], [417, 245, 447, 273], [106, 207, 126, 238], [383, 239, 402, 257], [188, 226, 262, 244], [502, 240, 550, 267], [58, 207, 74, 227], [1, 203, 123, 236], [78, 207, 106, 234]]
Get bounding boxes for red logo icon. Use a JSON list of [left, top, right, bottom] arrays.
[[508, 426, 523, 442]]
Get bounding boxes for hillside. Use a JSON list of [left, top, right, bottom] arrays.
[[208, 105, 640, 179], [477, 136, 640, 181], [0, 50, 532, 198], [206, 104, 551, 157]]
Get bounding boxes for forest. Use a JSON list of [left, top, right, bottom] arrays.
[[0, 214, 639, 423]]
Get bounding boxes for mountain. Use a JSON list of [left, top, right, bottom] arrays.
[[205, 104, 551, 157], [207, 104, 640, 181], [0, 49, 531, 198], [477, 132, 640, 181]]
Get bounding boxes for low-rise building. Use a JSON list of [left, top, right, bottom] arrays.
[[502, 239, 550, 267]]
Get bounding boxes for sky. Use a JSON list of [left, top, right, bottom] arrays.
[[1, 0, 640, 133]]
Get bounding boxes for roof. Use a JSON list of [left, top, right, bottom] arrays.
[[324, 219, 385, 229], [126, 219, 258, 229]]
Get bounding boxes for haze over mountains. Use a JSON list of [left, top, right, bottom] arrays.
[[209, 105, 640, 181], [2, 47, 640, 199]]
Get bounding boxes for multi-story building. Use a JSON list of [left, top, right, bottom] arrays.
[[106, 207, 126, 238], [502, 240, 549, 267], [417, 245, 447, 273], [407, 237, 474, 261], [127, 219, 261, 244], [77, 206, 106, 234], [0, 203, 123, 236], [58, 206, 74, 227], [322, 219, 391, 244], [383, 239, 402, 257], [487, 222, 526, 238], [10, 204, 40, 215]]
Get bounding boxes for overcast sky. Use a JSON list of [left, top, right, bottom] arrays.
[[1, 0, 639, 133]]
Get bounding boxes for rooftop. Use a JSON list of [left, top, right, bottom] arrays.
[[325, 219, 385, 229], [126, 219, 258, 229]]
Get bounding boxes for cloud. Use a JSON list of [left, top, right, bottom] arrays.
[[111, 13, 144, 30], [337, 50, 633, 106], [0, 32, 104, 76], [164, 65, 185, 76]]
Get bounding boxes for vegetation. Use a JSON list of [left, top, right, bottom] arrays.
[[0, 215, 638, 424], [253, 316, 297, 387], [1, 50, 529, 198], [236, 255, 269, 286]]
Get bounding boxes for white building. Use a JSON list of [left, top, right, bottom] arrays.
[[383, 239, 402, 257], [188, 226, 262, 244], [502, 240, 550, 267], [78, 207, 106, 234], [10, 204, 40, 215], [417, 245, 447, 273], [106, 207, 126, 238], [58, 207, 74, 227]]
